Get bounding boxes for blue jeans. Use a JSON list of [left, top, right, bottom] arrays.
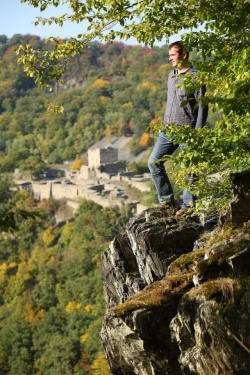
[[148, 134, 194, 208]]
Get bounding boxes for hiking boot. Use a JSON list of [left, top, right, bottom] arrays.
[[158, 198, 177, 209]]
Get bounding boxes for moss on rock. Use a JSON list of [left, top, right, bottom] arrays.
[[167, 248, 206, 275], [112, 272, 194, 317], [111, 223, 249, 318]]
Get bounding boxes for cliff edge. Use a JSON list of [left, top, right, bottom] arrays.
[[100, 171, 250, 375]]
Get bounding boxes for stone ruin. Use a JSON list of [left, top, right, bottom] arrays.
[[13, 144, 151, 214], [78, 146, 126, 181]]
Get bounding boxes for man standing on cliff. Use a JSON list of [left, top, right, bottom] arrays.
[[148, 41, 208, 210]]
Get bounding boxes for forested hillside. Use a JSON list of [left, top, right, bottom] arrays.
[[0, 34, 218, 177], [0, 175, 131, 374], [0, 34, 164, 174]]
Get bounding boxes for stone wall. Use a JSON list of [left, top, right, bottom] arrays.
[[30, 181, 79, 200], [128, 180, 151, 192], [88, 147, 118, 167], [78, 162, 126, 180], [52, 182, 79, 199], [32, 182, 52, 200], [16, 179, 126, 210]]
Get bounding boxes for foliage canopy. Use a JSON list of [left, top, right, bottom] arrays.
[[0, 194, 122, 374]]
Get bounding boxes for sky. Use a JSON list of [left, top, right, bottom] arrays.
[[0, 0, 181, 46], [1, 0, 90, 40]]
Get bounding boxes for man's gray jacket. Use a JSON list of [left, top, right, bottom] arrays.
[[163, 66, 208, 130]]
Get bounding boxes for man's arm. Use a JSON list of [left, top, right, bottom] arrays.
[[195, 85, 208, 130]]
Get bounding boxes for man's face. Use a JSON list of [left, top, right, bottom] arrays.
[[168, 47, 185, 68]]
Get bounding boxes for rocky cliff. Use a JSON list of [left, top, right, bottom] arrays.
[[100, 171, 250, 375]]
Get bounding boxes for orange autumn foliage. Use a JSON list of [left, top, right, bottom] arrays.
[[93, 78, 109, 89], [140, 133, 150, 147], [70, 158, 84, 171], [150, 118, 160, 124], [25, 305, 45, 328]]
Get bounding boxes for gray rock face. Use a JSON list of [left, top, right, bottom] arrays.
[[102, 207, 202, 308], [171, 289, 250, 375], [126, 208, 202, 285], [102, 234, 145, 308], [100, 306, 181, 375], [101, 172, 250, 375]]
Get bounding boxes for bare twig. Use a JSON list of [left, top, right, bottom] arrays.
[[226, 326, 250, 355]]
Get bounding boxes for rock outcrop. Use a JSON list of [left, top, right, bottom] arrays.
[[100, 172, 250, 375], [102, 209, 202, 308]]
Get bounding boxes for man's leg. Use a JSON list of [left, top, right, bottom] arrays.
[[148, 134, 178, 203], [179, 143, 195, 209], [182, 175, 195, 208]]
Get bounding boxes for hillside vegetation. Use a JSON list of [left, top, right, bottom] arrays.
[[0, 34, 217, 177], [0, 177, 131, 374]]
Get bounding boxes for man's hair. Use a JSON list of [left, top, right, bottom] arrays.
[[168, 41, 189, 59]]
